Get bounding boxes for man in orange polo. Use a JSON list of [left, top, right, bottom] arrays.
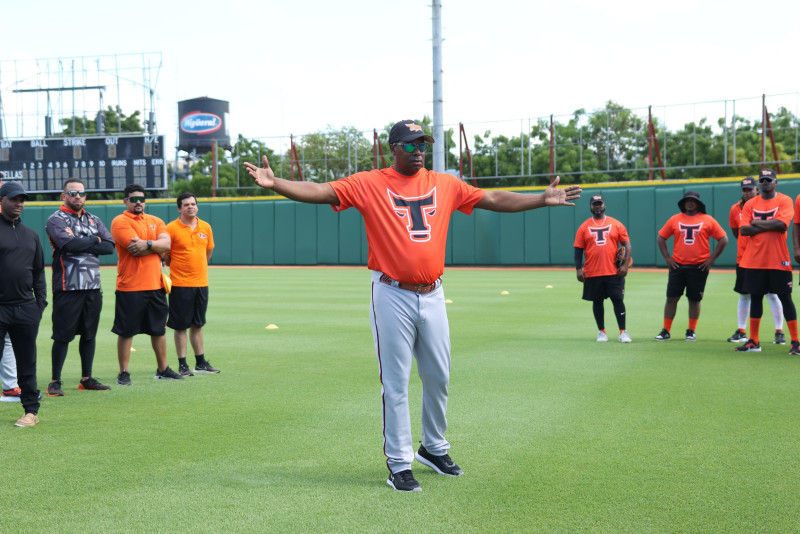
[[110, 184, 182, 384], [654, 191, 728, 341], [165, 192, 217, 376]]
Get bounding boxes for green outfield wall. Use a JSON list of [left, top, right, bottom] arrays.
[[24, 175, 800, 269]]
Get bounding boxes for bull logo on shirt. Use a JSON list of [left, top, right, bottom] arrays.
[[679, 222, 703, 244], [589, 225, 612, 245], [752, 207, 779, 221], [388, 187, 437, 242]]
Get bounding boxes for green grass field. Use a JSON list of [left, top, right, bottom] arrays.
[[1, 266, 798, 532]]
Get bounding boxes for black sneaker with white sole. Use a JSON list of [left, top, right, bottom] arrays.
[[195, 361, 220, 373], [387, 469, 421, 492], [415, 445, 463, 476], [178, 363, 194, 377], [727, 330, 748, 343], [154, 367, 184, 380], [685, 329, 696, 341], [653, 329, 671, 341], [774, 331, 786, 345]]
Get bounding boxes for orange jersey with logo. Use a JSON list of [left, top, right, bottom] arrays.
[[740, 192, 794, 271], [573, 216, 630, 277], [729, 202, 750, 264], [658, 212, 726, 265], [167, 217, 214, 287], [111, 211, 168, 291], [329, 167, 486, 284]]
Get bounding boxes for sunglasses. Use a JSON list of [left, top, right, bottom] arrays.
[[395, 142, 428, 153], [66, 191, 87, 197], [127, 196, 146, 203], [758, 178, 775, 183]]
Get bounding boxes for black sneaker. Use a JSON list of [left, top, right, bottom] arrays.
[[117, 371, 132, 386], [653, 329, 670, 341], [415, 445, 464, 476], [685, 329, 696, 341], [178, 363, 194, 377], [774, 331, 786, 345], [387, 469, 421, 492], [790, 341, 800, 355], [735, 339, 761, 352], [155, 367, 184, 380], [79, 377, 111, 391], [727, 330, 748, 343], [47, 381, 65, 397], [195, 361, 220, 373]]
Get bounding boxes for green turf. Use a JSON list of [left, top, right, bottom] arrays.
[[1, 267, 798, 532]]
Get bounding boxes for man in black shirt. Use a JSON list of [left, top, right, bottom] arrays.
[[0, 182, 47, 427]]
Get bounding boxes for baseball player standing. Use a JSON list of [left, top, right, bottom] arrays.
[[654, 191, 728, 342], [165, 192, 218, 376], [245, 119, 581, 492], [727, 177, 784, 344], [574, 194, 632, 343], [736, 169, 799, 353]]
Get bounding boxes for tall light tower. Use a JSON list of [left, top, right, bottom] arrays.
[[432, 1, 445, 172]]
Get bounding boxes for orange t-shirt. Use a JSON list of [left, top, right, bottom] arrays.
[[658, 212, 726, 265], [729, 202, 750, 264], [166, 217, 214, 287], [740, 192, 794, 271], [329, 167, 486, 284], [110, 210, 168, 291], [573, 216, 630, 277]]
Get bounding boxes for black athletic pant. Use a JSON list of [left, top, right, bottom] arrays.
[[592, 298, 626, 331], [0, 301, 43, 414]]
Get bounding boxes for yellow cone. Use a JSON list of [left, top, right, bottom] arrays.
[[445, 299, 453, 304], [545, 285, 553, 288], [501, 290, 509, 295], [266, 324, 279, 330]]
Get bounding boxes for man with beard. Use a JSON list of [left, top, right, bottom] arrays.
[[574, 194, 632, 342]]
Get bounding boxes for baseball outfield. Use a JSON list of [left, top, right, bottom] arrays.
[[1, 266, 797, 532]]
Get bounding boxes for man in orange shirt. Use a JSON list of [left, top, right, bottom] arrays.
[[574, 194, 632, 342], [736, 169, 799, 353], [728, 177, 784, 344], [654, 191, 728, 341], [245, 119, 581, 492], [165, 192, 217, 376], [110, 184, 182, 384]]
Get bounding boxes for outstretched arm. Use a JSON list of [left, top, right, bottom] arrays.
[[244, 155, 339, 205], [474, 176, 581, 213]]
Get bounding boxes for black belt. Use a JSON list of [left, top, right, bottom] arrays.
[[380, 274, 439, 294]]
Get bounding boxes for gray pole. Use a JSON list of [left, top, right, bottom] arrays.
[[432, 1, 445, 172]]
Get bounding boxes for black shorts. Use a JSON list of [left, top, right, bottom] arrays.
[[167, 286, 209, 330], [666, 264, 709, 301], [582, 275, 625, 302], [742, 268, 793, 296], [733, 265, 746, 294], [51, 289, 103, 342], [111, 290, 168, 337]]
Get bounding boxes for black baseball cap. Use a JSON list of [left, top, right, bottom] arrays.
[[678, 190, 706, 214], [741, 177, 756, 189], [0, 182, 29, 199], [759, 168, 777, 181], [590, 194, 605, 204], [389, 120, 435, 144]]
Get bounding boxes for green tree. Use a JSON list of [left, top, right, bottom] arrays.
[[57, 106, 144, 135]]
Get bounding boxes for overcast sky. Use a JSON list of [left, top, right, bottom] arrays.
[[2, 0, 798, 153]]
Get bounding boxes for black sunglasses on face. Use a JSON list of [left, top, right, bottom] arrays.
[[759, 178, 775, 183], [127, 196, 146, 203], [66, 191, 86, 197]]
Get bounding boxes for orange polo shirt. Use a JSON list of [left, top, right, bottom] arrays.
[[110, 210, 167, 291], [166, 217, 214, 287]]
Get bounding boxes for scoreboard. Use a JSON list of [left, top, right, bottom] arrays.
[[0, 134, 167, 193]]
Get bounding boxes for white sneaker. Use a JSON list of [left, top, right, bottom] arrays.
[[597, 331, 608, 342], [619, 331, 632, 343]]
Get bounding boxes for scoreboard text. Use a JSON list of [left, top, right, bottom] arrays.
[[0, 135, 166, 193]]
